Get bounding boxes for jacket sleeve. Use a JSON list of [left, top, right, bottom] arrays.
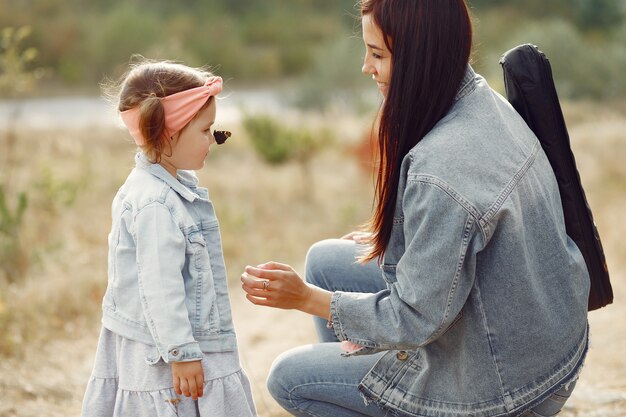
[[330, 178, 481, 351], [134, 202, 203, 363]]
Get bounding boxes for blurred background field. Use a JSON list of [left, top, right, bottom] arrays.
[[1, 0, 626, 416]]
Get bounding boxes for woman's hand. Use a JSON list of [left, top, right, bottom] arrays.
[[341, 231, 372, 244], [241, 262, 332, 319], [171, 360, 204, 400]]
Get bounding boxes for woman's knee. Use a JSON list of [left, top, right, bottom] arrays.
[[304, 239, 352, 288], [266, 347, 306, 404]]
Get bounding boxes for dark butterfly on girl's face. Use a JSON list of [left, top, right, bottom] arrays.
[[214, 130, 231, 145]]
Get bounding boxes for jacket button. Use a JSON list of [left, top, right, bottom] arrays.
[[396, 351, 408, 361], [171, 349, 179, 357]]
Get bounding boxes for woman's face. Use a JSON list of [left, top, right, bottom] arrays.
[[361, 13, 392, 97]]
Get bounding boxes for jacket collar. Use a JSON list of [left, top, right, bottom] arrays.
[[455, 65, 477, 102], [135, 152, 199, 202]]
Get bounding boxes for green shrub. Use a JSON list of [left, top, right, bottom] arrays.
[[242, 115, 334, 197], [0, 187, 28, 283]]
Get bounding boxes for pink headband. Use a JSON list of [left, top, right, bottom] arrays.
[[120, 76, 223, 146]]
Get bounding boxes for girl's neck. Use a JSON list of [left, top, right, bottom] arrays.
[[159, 159, 178, 178]]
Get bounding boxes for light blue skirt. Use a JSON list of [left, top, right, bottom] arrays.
[[81, 327, 257, 417]]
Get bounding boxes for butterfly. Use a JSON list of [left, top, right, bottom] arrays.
[[214, 130, 231, 145]]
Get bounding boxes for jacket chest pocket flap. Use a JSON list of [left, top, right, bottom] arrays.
[[187, 232, 211, 271]]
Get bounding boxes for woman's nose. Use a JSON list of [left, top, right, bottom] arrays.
[[362, 61, 375, 76]]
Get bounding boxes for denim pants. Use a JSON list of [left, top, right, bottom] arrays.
[[266, 239, 576, 417]]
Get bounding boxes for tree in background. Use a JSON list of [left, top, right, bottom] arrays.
[[0, 27, 46, 283], [0, 0, 624, 99], [242, 115, 333, 199]]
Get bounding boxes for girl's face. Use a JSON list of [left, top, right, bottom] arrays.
[[161, 100, 217, 176], [361, 13, 392, 97]]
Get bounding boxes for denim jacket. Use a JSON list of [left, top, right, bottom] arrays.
[[101, 153, 238, 363], [329, 67, 590, 417]]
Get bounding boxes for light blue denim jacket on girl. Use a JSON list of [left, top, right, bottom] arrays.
[[329, 67, 590, 417], [101, 153, 237, 364]]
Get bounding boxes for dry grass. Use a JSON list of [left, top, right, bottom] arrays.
[[0, 100, 624, 416], [0, 113, 374, 359]]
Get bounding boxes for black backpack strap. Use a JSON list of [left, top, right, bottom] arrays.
[[499, 44, 613, 311]]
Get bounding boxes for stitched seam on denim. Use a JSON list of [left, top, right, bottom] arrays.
[[402, 177, 482, 345], [508, 326, 588, 409], [426, 215, 475, 344], [380, 356, 417, 405], [455, 66, 477, 101], [330, 292, 346, 341], [133, 201, 180, 357], [474, 281, 507, 402], [407, 175, 485, 242], [133, 201, 178, 229], [287, 382, 361, 417], [335, 295, 392, 349], [110, 207, 129, 300], [480, 141, 540, 226], [195, 260, 203, 330], [367, 384, 512, 416], [103, 306, 149, 329], [136, 260, 162, 354]]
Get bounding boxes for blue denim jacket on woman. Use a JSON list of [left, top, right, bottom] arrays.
[[101, 153, 237, 364], [329, 67, 590, 417]]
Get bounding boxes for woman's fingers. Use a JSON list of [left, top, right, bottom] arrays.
[[240, 272, 271, 291], [341, 231, 359, 240], [245, 262, 293, 278], [257, 261, 293, 271], [242, 285, 274, 297], [246, 293, 276, 307]]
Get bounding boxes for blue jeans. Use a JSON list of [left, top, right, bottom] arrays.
[[267, 239, 577, 417]]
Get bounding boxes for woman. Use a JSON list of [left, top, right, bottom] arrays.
[[241, 1, 590, 416]]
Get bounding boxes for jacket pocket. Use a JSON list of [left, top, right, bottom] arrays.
[[187, 232, 211, 271], [186, 231, 219, 333]]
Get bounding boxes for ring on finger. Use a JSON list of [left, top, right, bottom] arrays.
[[262, 280, 270, 290]]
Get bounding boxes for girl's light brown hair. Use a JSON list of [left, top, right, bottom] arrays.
[[111, 58, 214, 162]]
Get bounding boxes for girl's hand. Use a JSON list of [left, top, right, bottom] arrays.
[[241, 262, 332, 318], [171, 360, 204, 400]]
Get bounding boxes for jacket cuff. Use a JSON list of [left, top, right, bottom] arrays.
[[330, 291, 396, 356], [164, 341, 203, 363], [329, 291, 347, 341]]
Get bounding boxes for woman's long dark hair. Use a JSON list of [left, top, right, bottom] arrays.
[[360, 0, 473, 262]]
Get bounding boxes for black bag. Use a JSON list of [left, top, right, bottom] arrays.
[[499, 44, 613, 311]]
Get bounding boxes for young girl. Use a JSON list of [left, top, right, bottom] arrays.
[[81, 61, 257, 417]]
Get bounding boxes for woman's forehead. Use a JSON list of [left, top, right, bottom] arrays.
[[362, 14, 387, 50]]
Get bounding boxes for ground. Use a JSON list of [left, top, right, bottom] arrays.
[[0, 273, 625, 417], [0, 102, 625, 416]]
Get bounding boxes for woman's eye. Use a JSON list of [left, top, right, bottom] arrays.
[[372, 53, 382, 59]]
